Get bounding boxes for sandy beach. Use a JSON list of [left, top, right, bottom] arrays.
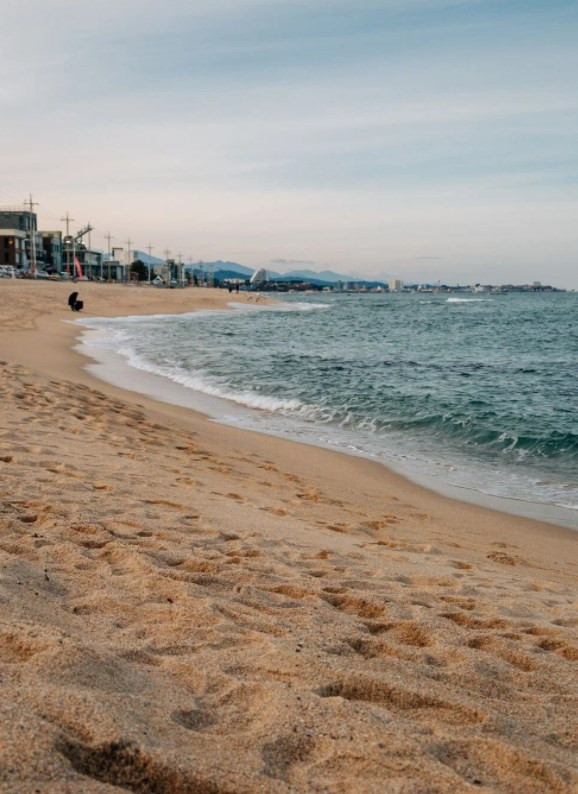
[[0, 280, 576, 793]]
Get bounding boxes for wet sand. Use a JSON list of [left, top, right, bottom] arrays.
[[0, 280, 576, 793]]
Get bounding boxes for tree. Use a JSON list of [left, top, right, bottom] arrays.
[[130, 259, 149, 282]]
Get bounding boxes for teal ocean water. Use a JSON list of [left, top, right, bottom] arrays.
[[81, 292, 578, 518]]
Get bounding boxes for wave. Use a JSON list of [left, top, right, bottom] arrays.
[[118, 346, 304, 413], [78, 309, 220, 327], [238, 394, 578, 466], [289, 301, 332, 310], [80, 301, 331, 331], [251, 301, 331, 312], [113, 332, 578, 466], [238, 301, 332, 312], [383, 413, 578, 464], [446, 297, 490, 303]]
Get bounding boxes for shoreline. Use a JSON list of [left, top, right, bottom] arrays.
[[1, 280, 576, 793], [1, 280, 576, 552], [76, 316, 578, 532]]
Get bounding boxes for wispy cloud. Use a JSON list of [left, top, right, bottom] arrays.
[[1, 0, 577, 286]]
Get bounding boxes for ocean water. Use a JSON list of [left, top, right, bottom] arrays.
[[79, 292, 578, 522]]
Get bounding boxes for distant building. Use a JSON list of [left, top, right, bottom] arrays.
[[389, 278, 403, 292], [111, 246, 126, 264], [102, 247, 127, 281], [102, 259, 126, 281], [0, 228, 27, 268], [39, 231, 63, 272], [0, 208, 36, 235], [0, 207, 41, 270], [77, 244, 104, 279], [250, 268, 269, 285]]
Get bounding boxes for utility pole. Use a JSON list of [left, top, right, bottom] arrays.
[[25, 195, 39, 277], [61, 212, 75, 275], [61, 211, 73, 236], [105, 232, 114, 281], [163, 248, 171, 287], [87, 223, 92, 280], [125, 237, 133, 284], [146, 243, 154, 284]]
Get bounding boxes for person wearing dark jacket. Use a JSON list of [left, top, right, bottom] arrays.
[[68, 292, 83, 311]]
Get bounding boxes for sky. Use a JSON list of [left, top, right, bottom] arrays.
[[1, 0, 577, 286]]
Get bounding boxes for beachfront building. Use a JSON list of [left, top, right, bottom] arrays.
[[0, 207, 42, 271], [389, 278, 404, 292], [40, 231, 63, 273], [84, 247, 104, 279], [0, 228, 27, 268], [72, 242, 103, 279], [101, 250, 127, 281]]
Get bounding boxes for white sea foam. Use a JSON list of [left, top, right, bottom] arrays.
[[76, 293, 578, 525], [79, 300, 329, 332], [78, 310, 209, 327], [118, 346, 303, 413], [227, 300, 331, 312], [446, 297, 490, 303], [287, 301, 331, 311]]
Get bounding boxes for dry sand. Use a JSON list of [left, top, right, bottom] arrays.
[[0, 280, 576, 793]]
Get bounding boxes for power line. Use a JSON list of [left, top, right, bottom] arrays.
[[0, 187, 20, 201]]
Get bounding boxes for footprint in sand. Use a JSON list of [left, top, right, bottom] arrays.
[[261, 506, 290, 516], [317, 676, 486, 725], [322, 592, 387, 619]]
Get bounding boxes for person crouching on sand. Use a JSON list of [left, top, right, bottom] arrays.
[[68, 292, 83, 312]]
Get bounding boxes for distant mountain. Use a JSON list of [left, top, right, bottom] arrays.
[[180, 259, 388, 287], [186, 260, 256, 277], [208, 269, 251, 281], [280, 269, 354, 283], [272, 275, 333, 287]]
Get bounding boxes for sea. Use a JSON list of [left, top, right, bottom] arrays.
[[77, 291, 578, 529]]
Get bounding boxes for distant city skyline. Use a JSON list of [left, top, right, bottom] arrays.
[[1, 0, 577, 288]]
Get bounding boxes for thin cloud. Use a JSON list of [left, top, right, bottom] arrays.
[[1, 0, 577, 287]]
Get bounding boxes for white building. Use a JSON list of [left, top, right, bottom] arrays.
[[250, 268, 269, 284]]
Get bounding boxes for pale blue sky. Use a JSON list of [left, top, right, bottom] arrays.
[[1, 0, 577, 285]]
